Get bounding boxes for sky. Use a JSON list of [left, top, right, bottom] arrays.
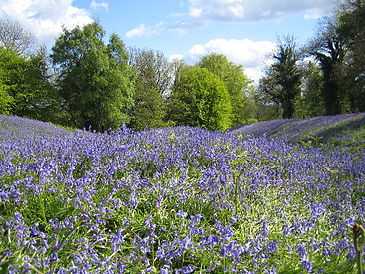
[[0, 0, 341, 82]]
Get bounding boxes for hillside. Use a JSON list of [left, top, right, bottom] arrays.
[[0, 115, 69, 139], [0, 115, 364, 273], [233, 113, 365, 146]]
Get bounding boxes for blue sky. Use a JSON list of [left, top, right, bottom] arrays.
[[0, 0, 339, 81]]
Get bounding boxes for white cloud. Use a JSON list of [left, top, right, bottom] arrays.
[[304, 8, 326, 20], [189, 7, 202, 17], [125, 23, 163, 38], [186, 0, 338, 21], [169, 54, 184, 62], [188, 38, 275, 82], [125, 24, 147, 38], [90, 0, 108, 11], [0, 0, 93, 44], [125, 20, 203, 39]]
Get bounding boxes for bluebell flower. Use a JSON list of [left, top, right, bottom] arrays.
[[176, 210, 187, 218], [301, 259, 313, 273], [297, 244, 307, 259], [176, 265, 195, 274], [267, 241, 277, 254]]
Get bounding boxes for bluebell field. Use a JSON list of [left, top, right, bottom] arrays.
[[0, 115, 364, 273]]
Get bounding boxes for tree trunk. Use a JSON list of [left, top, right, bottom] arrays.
[[323, 78, 341, 115], [282, 99, 294, 119]]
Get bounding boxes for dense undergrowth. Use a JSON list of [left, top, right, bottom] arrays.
[[0, 115, 364, 273]]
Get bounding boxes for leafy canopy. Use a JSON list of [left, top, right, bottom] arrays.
[[169, 66, 232, 131], [199, 54, 251, 126], [0, 47, 59, 120], [51, 23, 135, 132], [259, 37, 301, 119]]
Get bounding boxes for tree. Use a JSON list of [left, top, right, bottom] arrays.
[[168, 66, 232, 131], [306, 18, 347, 115], [128, 48, 173, 130], [255, 92, 282, 121], [0, 47, 60, 120], [51, 23, 135, 131], [129, 84, 167, 130], [240, 84, 258, 124], [0, 82, 13, 114], [129, 48, 174, 97], [256, 75, 282, 121], [0, 17, 33, 54], [338, 0, 365, 111], [294, 62, 325, 118], [259, 37, 302, 119], [199, 54, 251, 126], [0, 48, 21, 115], [18, 48, 60, 121]]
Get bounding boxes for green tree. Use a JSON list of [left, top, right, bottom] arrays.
[[294, 62, 325, 118], [168, 66, 232, 131], [128, 49, 172, 130], [0, 81, 13, 114], [260, 37, 302, 119], [256, 77, 282, 121], [130, 84, 166, 130], [338, 0, 365, 111], [0, 47, 60, 120], [51, 23, 135, 131], [199, 54, 251, 126], [0, 48, 20, 114], [240, 84, 258, 124], [18, 48, 61, 121], [307, 18, 347, 115]]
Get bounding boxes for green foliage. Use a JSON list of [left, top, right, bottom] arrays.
[[240, 84, 258, 124], [0, 48, 26, 113], [51, 23, 135, 132], [295, 62, 325, 118], [130, 84, 167, 130], [259, 37, 301, 119], [199, 54, 253, 126], [254, 88, 282, 121], [128, 49, 172, 130], [338, 0, 365, 112], [306, 18, 347, 116], [0, 81, 13, 114], [0, 47, 60, 121], [168, 66, 232, 131]]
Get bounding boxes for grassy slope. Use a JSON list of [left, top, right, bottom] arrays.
[[233, 113, 365, 148]]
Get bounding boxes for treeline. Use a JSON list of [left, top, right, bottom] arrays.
[[258, 0, 365, 119], [0, 19, 255, 132], [0, 0, 364, 131]]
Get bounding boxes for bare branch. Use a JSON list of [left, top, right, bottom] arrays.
[[0, 16, 34, 54], [128, 47, 174, 97]]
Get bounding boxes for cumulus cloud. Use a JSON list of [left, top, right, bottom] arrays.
[[125, 20, 203, 39], [188, 38, 275, 82], [126, 0, 338, 39], [0, 0, 93, 44], [186, 0, 338, 21], [125, 23, 167, 38], [90, 0, 108, 11]]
